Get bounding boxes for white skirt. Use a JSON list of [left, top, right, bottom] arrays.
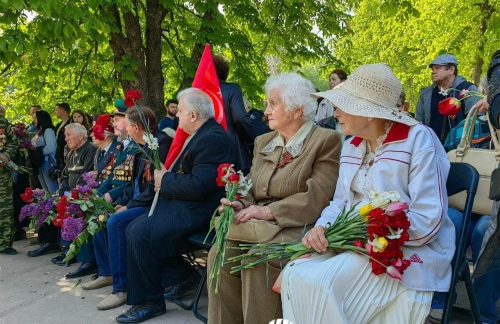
[[281, 251, 433, 324]]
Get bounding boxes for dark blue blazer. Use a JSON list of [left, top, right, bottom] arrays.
[[114, 129, 172, 210], [150, 118, 236, 258], [97, 141, 136, 199]]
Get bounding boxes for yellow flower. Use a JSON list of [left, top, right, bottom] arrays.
[[98, 215, 106, 222], [372, 236, 388, 253], [359, 204, 373, 220]]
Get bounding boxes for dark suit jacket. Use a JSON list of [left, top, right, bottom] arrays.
[[114, 129, 172, 210], [220, 80, 256, 172], [149, 119, 236, 258], [55, 119, 71, 167]]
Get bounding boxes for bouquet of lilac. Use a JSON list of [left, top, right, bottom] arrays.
[[51, 173, 115, 261], [19, 188, 56, 229]]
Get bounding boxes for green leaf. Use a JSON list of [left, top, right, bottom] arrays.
[[121, 68, 136, 80], [80, 203, 88, 212]]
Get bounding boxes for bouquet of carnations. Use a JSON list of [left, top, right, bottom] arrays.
[[50, 173, 115, 261], [19, 188, 57, 229], [229, 190, 412, 283], [205, 163, 253, 294]]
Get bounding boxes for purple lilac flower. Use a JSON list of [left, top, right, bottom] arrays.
[[82, 173, 99, 189], [75, 185, 93, 195], [32, 189, 46, 198], [61, 217, 86, 241], [19, 204, 35, 222], [67, 202, 85, 218], [35, 198, 55, 227]]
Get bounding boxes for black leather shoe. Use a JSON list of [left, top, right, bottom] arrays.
[[57, 257, 76, 266], [27, 243, 59, 257], [0, 247, 17, 255], [164, 271, 201, 300], [115, 303, 166, 323], [51, 249, 68, 264], [65, 262, 98, 279]]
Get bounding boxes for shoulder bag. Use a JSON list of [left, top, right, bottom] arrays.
[[447, 106, 500, 215]]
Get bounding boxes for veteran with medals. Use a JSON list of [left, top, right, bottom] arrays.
[[84, 106, 172, 311]]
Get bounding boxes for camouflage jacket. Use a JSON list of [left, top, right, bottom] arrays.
[[0, 116, 19, 167]]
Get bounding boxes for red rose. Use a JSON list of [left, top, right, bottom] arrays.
[[21, 188, 33, 203], [438, 97, 461, 116], [217, 163, 232, 174], [124, 97, 134, 108]]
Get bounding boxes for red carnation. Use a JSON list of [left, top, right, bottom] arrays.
[[21, 188, 33, 203], [227, 173, 240, 184], [71, 189, 79, 200], [125, 89, 142, 107]]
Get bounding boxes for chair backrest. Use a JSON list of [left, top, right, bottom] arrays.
[[446, 162, 479, 197], [446, 162, 480, 267]]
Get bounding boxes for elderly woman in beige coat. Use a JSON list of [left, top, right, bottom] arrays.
[[207, 72, 342, 324]]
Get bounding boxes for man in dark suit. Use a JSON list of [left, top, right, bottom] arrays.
[[115, 88, 236, 323], [84, 106, 172, 311], [213, 55, 256, 174]]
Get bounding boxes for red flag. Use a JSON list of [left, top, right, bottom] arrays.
[[164, 44, 226, 169]]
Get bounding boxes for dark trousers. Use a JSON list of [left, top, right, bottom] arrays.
[[94, 207, 146, 292], [38, 223, 58, 245], [126, 214, 192, 306]]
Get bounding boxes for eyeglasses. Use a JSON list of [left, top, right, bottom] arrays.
[[264, 100, 280, 112]]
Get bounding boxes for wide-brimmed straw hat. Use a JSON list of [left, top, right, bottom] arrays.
[[311, 63, 418, 126]]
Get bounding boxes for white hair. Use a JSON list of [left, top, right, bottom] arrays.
[[65, 123, 88, 139], [177, 88, 215, 120], [264, 72, 317, 122], [478, 76, 488, 96]]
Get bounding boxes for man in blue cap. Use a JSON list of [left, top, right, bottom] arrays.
[[416, 54, 480, 143]]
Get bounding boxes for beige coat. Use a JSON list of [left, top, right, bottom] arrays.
[[240, 125, 342, 243], [208, 125, 342, 324]]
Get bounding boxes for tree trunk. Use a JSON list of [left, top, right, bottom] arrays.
[[471, 0, 494, 86], [144, 0, 168, 118]]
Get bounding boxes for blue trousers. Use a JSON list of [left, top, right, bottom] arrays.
[[94, 207, 146, 292], [432, 208, 500, 324], [38, 160, 58, 194]]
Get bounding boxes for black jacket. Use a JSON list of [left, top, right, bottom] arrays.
[[55, 119, 71, 167], [114, 129, 172, 210], [149, 119, 236, 258], [220, 80, 256, 173]]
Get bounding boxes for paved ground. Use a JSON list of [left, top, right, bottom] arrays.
[[1, 230, 497, 324], [0, 230, 207, 324]]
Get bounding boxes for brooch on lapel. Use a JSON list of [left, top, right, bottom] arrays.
[[276, 150, 293, 169], [176, 150, 189, 174]]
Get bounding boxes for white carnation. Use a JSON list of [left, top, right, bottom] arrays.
[[143, 133, 159, 150]]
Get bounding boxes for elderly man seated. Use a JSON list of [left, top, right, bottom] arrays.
[[114, 88, 237, 323], [58, 123, 99, 278]]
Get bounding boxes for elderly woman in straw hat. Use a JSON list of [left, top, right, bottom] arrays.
[[281, 63, 456, 324], [208, 72, 342, 324]]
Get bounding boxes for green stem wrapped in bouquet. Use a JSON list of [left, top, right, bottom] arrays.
[[205, 163, 252, 294], [229, 190, 413, 282]]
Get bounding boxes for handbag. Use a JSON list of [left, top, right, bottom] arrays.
[[447, 106, 500, 215], [216, 217, 281, 243], [48, 155, 62, 180]]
